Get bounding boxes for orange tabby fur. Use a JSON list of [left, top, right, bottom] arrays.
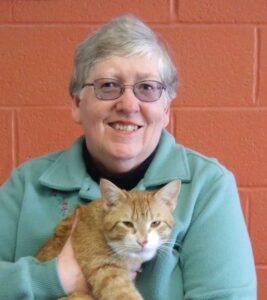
[[36, 179, 181, 300]]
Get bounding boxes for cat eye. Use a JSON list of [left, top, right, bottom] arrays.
[[151, 221, 161, 228], [122, 221, 134, 228]]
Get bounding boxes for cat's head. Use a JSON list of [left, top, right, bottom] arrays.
[[100, 179, 181, 262]]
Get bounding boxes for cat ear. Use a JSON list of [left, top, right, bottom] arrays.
[[100, 178, 125, 207], [154, 179, 181, 211]]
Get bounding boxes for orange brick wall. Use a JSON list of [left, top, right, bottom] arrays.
[[0, 1, 266, 298]]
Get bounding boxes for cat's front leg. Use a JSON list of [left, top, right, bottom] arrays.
[[58, 292, 95, 300], [82, 262, 143, 300]]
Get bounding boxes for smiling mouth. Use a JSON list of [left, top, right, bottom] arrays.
[[109, 122, 142, 132]]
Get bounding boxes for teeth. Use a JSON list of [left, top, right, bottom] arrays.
[[112, 123, 139, 132]]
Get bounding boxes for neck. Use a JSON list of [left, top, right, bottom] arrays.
[[85, 144, 155, 175], [89, 155, 143, 174], [82, 140, 157, 190]]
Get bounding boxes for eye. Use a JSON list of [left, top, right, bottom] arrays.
[[138, 82, 155, 91], [99, 80, 120, 90], [122, 221, 134, 228], [151, 221, 161, 228]]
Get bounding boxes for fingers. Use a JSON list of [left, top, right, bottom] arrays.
[[129, 262, 142, 280], [129, 271, 137, 280], [58, 238, 89, 294], [70, 208, 80, 234]]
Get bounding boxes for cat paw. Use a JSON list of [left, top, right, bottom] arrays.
[[58, 293, 95, 300]]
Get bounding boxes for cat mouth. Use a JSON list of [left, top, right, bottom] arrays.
[[128, 248, 157, 261], [130, 247, 156, 256]]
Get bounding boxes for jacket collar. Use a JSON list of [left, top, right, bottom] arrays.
[[39, 130, 191, 198], [141, 130, 191, 187], [39, 136, 88, 191]]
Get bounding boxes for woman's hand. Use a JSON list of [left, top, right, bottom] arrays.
[[58, 210, 89, 294], [58, 236, 89, 294], [129, 262, 142, 280]]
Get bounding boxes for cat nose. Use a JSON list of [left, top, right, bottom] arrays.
[[137, 238, 148, 247]]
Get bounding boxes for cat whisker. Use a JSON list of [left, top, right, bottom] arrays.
[[159, 246, 179, 253], [107, 247, 132, 258], [157, 248, 170, 256], [161, 241, 182, 249], [162, 240, 180, 244]]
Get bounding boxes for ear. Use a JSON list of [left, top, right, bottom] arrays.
[[100, 178, 126, 208], [163, 101, 170, 128], [154, 179, 181, 211], [71, 95, 82, 124]]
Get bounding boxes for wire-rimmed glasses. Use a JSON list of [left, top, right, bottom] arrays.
[[82, 78, 166, 102]]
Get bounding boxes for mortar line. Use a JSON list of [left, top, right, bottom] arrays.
[[171, 106, 267, 111], [247, 194, 251, 233], [252, 27, 260, 106], [11, 109, 18, 169], [169, 0, 178, 23], [256, 28, 261, 106], [10, 0, 15, 22], [1, 105, 267, 110], [256, 264, 267, 269], [1, 22, 267, 27], [169, 110, 174, 134], [239, 187, 267, 191], [0, 105, 71, 109], [171, 110, 177, 137]]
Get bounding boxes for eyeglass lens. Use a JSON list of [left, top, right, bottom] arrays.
[[93, 79, 164, 102]]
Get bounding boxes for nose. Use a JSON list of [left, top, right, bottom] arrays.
[[115, 88, 140, 114], [137, 237, 148, 248]]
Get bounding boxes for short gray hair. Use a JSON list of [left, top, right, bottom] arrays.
[[69, 14, 178, 101]]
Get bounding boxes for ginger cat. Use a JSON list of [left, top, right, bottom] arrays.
[[37, 179, 181, 300]]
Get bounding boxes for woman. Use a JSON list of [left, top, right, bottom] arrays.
[[0, 15, 256, 299]]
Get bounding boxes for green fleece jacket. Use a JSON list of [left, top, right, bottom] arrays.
[[0, 130, 256, 299]]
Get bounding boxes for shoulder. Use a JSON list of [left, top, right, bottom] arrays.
[[178, 146, 240, 221], [184, 146, 231, 178], [14, 136, 85, 180], [16, 150, 65, 178], [180, 145, 237, 197], [150, 131, 235, 188], [166, 140, 239, 211]]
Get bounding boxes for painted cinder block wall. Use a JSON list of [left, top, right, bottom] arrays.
[[0, 0, 266, 298]]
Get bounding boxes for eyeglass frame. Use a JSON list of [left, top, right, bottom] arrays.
[[81, 78, 167, 102]]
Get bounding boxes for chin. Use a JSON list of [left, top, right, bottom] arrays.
[[108, 146, 141, 159], [127, 249, 157, 262], [140, 249, 157, 262]]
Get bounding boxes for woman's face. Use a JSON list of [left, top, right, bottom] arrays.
[[72, 55, 170, 173]]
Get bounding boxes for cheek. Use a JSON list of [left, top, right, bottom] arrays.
[[123, 233, 137, 246], [143, 103, 169, 127], [157, 225, 172, 241], [81, 111, 107, 142], [82, 105, 99, 126], [80, 100, 111, 128]]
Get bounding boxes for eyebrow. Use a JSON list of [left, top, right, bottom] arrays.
[[135, 73, 159, 81], [92, 72, 160, 82]]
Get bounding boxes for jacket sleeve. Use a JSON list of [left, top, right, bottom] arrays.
[[180, 171, 257, 299], [0, 168, 66, 299]]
